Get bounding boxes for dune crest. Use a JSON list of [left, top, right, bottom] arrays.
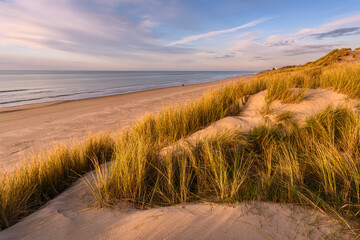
[[162, 88, 359, 155], [0, 171, 352, 240]]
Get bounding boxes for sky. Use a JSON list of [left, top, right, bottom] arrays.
[[0, 0, 360, 71]]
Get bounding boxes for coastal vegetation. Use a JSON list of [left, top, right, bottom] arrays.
[[1, 48, 360, 237]]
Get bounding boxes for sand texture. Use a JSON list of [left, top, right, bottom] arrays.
[[161, 88, 359, 156], [0, 170, 351, 240], [341, 49, 360, 63]]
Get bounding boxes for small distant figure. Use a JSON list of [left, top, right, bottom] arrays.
[[272, 67, 278, 70], [182, 84, 185, 86]]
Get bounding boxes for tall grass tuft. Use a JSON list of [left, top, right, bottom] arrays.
[[0, 134, 114, 229], [92, 106, 360, 232], [265, 77, 307, 104], [90, 58, 360, 233]]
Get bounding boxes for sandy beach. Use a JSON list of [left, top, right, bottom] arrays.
[[0, 76, 251, 172], [1, 55, 358, 239]]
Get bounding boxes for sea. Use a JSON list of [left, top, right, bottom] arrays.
[[0, 71, 256, 108]]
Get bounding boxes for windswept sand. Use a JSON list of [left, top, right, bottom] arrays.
[[162, 88, 359, 154], [0, 170, 351, 240], [341, 49, 360, 63], [0, 76, 251, 172]]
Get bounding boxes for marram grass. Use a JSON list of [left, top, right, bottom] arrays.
[[1, 48, 360, 233], [0, 134, 114, 229]]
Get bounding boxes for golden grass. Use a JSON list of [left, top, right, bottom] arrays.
[[0, 134, 114, 229], [1, 48, 360, 235], [275, 111, 294, 122], [90, 56, 360, 234], [265, 77, 308, 104], [304, 48, 351, 67]]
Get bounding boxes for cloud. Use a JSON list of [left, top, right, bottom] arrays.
[[322, 14, 360, 29], [0, 1, 358, 71], [214, 53, 236, 59], [252, 56, 275, 61], [235, 32, 252, 39], [309, 27, 360, 39], [230, 35, 342, 58], [265, 35, 295, 47], [167, 17, 271, 46], [295, 14, 360, 36], [228, 13, 360, 68], [282, 44, 336, 56], [0, 0, 191, 58]]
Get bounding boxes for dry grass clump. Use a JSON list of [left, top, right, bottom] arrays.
[[89, 56, 360, 234], [259, 62, 360, 100], [263, 48, 352, 74], [0, 48, 360, 232], [266, 80, 307, 104], [304, 48, 351, 67], [0, 134, 114, 229], [275, 111, 297, 129], [275, 111, 295, 122], [319, 63, 360, 98], [92, 106, 360, 235], [83, 83, 256, 208]]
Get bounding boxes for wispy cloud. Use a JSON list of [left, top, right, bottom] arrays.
[[0, 0, 189, 58], [295, 14, 360, 36], [167, 18, 271, 46], [226, 13, 360, 69], [309, 27, 360, 39], [214, 53, 236, 59], [0, 1, 358, 71], [282, 44, 336, 56]]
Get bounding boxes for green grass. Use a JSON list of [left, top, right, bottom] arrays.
[[1, 48, 360, 235]]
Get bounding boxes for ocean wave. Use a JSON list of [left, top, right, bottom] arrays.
[[0, 89, 29, 93]]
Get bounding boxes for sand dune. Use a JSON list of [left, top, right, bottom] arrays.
[[161, 88, 359, 155], [0, 75, 357, 239], [0, 170, 351, 240]]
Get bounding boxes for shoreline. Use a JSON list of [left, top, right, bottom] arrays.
[[0, 75, 253, 172], [0, 71, 255, 110], [0, 75, 248, 113]]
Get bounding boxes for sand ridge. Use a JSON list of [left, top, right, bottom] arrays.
[[0, 170, 351, 240], [161, 88, 359, 152]]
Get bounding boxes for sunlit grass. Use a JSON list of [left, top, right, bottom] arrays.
[[0, 134, 114, 229], [1, 48, 360, 234], [265, 78, 308, 104]]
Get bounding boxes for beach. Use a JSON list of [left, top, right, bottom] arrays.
[[0, 75, 251, 172], [0, 68, 354, 239], [1, 49, 359, 239]]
